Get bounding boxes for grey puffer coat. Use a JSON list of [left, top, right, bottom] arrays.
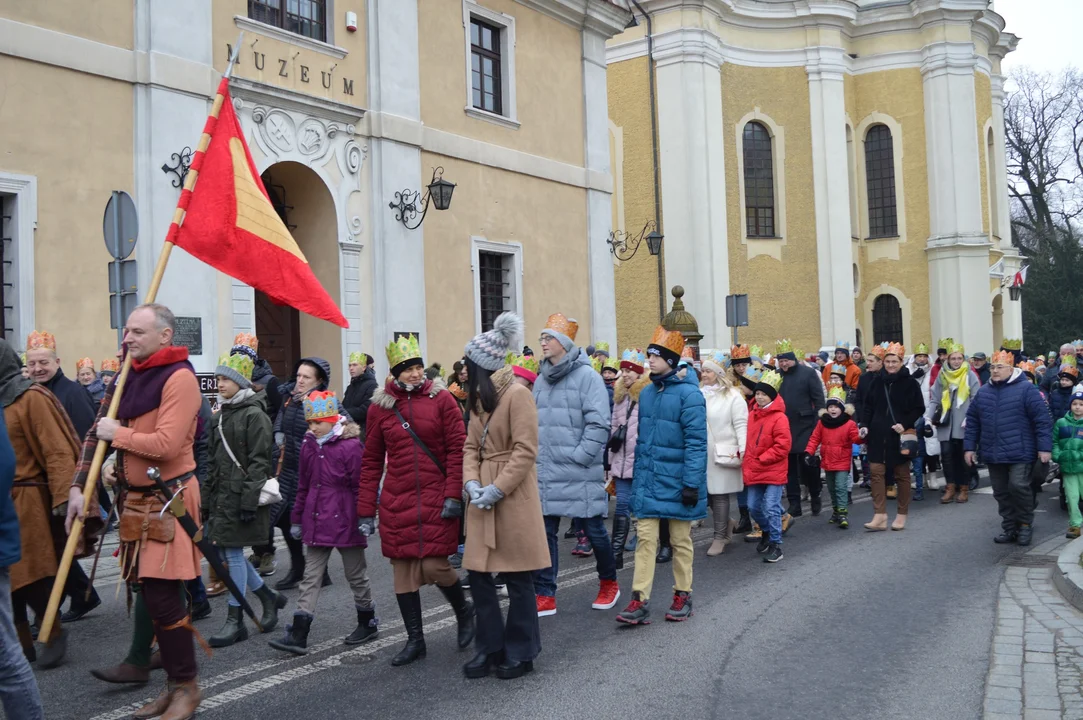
[[533, 347, 611, 518]]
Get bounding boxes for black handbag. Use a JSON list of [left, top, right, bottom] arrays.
[[607, 400, 636, 453], [884, 385, 919, 457]]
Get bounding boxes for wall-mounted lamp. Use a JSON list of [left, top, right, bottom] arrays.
[[388, 167, 456, 230]]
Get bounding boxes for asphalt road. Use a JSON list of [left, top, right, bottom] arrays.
[[28, 480, 1070, 720]]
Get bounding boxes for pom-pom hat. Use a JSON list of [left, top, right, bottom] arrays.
[[215, 353, 254, 389], [647, 326, 685, 369], [303, 390, 339, 423], [465, 312, 524, 372]]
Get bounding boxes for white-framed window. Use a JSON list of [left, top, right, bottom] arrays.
[[462, 1, 519, 130], [734, 108, 787, 258], [855, 112, 907, 245], [0, 172, 36, 347], [471, 237, 523, 335]]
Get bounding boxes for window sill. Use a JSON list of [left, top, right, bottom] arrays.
[[744, 235, 783, 242], [865, 235, 900, 242], [233, 16, 348, 59], [464, 106, 520, 130]]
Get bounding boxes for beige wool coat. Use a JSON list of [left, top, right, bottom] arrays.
[[462, 368, 550, 574]]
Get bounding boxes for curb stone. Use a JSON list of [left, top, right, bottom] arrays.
[[1052, 535, 1083, 613]]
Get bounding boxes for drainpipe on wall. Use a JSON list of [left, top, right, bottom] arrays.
[[629, 0, 665, 320]]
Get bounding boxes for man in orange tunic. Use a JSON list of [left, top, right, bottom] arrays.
[[67, 304, 204, 719]]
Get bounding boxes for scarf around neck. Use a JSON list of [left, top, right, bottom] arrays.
[[117, 346, 194, 420], [219, 387, 255, 407], [940, 364, 971, 414]]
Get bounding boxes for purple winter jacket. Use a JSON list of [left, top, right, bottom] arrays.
[[292, 419, 367, 548]]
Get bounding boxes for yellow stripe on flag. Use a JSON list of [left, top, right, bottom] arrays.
[[230, 137, 308, 263]]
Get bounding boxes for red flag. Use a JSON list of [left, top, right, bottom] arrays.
[[173, 78, 348, 327]]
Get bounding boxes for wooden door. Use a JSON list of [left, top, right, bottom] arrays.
[[255, 290, 300, 381]]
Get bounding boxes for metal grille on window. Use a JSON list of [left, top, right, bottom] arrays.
[[743, 121, 775, 238], [864, 124, 898, 238], [478, 252, 509, 332], [248, 0, 326, 42], [872, 294, 903, 345], [0, 198, 11, 341], [470, 19, 502, 115]]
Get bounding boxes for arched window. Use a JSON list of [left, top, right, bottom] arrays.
[[872, 294, 903, 344], [743, 121, 775, 237], [864, 124, 898, 238]]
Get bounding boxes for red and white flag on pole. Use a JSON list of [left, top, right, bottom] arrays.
[[1013, 265, 1029, 288]]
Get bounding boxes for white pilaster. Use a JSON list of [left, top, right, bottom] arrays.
[[366, 0, 425, 374], [653, 28, 729, 347], [921, 40, 992, 355], [582, 27, 616, 350], [807, 49, 854, 347], [989, 74, 1013, 246], [999, 252, 1025, 342]]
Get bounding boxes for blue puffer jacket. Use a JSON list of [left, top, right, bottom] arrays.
[[631, 370, 708, 521], [964, 369, 1053, 463], [1048, 384, 1075, 424], [0, 411, 19, 568], [533, 348, 611, 518]]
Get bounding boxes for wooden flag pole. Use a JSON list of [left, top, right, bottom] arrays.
[[38, 35, 244, 644]]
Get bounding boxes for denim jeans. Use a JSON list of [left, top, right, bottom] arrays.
[[0, 568, 43, 720], [534, 515, 616, 597], [221, 546, 265, 607], [737, 487, 748, 511], [613, 477, 633, 518], [746, 484, 784, 544]]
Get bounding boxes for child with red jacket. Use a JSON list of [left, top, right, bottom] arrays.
[[742, 370, 791, 563], [805, 387, 862, 529]]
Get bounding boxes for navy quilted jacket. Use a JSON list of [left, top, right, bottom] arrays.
[[964, 370, 1053, 462]]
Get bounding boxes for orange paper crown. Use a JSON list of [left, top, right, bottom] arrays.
[[884, 342, 905, 358], [869, 343, 888, 360], [649, 326, 685, 357], [680, 345, 695, 360], [26, 330, 56, 352], [991, 350, 1016, 366], [232, 332, 259, 353], [1017, 360, 1036, 376], [543, 313, 579, 342], [101, 359, 120, 373], [76, 357, 94, 371], [731, 344, 751, 360]]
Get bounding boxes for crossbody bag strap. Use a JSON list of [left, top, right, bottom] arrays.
[[883, 384, 897, 425], [217, 421, 244, 473], [393, 406, 446, 476]]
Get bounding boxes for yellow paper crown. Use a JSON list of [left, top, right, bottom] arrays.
[[759, 369, 783, 392], [594, 341, 610, 354], [649, 326, 686, 356], [991, 350, 1015, 366], [217, 353, 254, 382], [386, 334, 422, 369], [947, 341, 965, 356], [885, 342, 905, 358], [506, 352, 539, 375], [915, 343, 930, 355], [749, 345, 763, 360], [1063, 354, 1079, 369], [26, 330, 56, 352], [1002, 338, 1023, 351], [827, 386, 848, 403], [543, 313, 579, 342], [591, 356, 603, 373], [76, 357, 94, 371], [348, 351, 366, 364], [826, 374, 844, 388], [775, 339, 794, 356], [603, 356, 621, 371], [937, 337, 955, 352]]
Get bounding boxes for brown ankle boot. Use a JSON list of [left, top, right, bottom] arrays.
[[91, 662, 151, 684], [133, 685, 174, 719], [956, 486, 969, 503], [940, 485, 956, 503], [162, 679, 202, 720]]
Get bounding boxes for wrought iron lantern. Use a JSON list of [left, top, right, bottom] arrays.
[[608, 221, 663, 261], [389, 167, 456, 230]]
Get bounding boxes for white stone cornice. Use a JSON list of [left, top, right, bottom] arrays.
[[920, 40, 984, 79], [651, 27, 725, 68], [805, 45, 848, 82], [990, 74, 1006, 104], [514, 0, 632, 38], [229, 77, 366, 125]]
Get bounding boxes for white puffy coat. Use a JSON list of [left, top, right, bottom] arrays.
[[702, 385, 748, 495]]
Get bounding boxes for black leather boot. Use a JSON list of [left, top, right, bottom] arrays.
[[274, 561, 305, 591], [1016, 524, 1033, 546], [463, 650, 503, 679], [344, 607, 379, 645], [254, 584, 287, 633], [734, 508, 752, 534], [391, 592, 426, 666], [268, 612, 311, 656], [656, 544, 672, 564], [611, 515, 630, 570], [209, 605, 248, 648], [437, 581, 476, 649]]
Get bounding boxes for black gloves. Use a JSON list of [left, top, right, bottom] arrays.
[[681, 487, 699, 507], [923, 424, 935, 438], [240, 510, 256, 524], [441, 498, 463, 519]]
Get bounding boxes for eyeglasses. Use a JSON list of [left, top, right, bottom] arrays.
[[538, 336, 554, 344]]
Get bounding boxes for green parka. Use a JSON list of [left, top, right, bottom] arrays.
[[205, 390, 274, 547], [1053, 413, 1083, 476]]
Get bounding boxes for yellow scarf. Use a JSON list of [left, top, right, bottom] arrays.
[[940, 364, 971, 414]]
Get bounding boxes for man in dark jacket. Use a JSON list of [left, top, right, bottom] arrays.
[[851, 349, 884, 488], [0, 412, 44, 718], [965, 351, 1054, 546], [776, 341, 825, 516], [342, 352, 377, 439], [971, 352, 992, 386]]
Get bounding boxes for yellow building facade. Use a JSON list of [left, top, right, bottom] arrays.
[[0, 0, 630, 386], [606, 0, 1022, 356]]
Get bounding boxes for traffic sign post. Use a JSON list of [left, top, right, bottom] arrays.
[[103, 191, 139, 346], [725, 294, 749, 346]]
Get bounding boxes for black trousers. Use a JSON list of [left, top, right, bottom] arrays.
[[141, 578, 197, 682], [941, 438, 967, 489], [469, 570, 540, 663], [64, 561, 98, 609], [787, 453, 823, 505]]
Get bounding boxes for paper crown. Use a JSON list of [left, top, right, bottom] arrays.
[[829, 363, 848, 377], [834, 340, 850, 351], [303, 390, 339, 422], [594, 341, 610, 354], [543, 313, 578, 342], [591, 357, 603, 373], [76, 357, 94, 371], [649, 326, 685, 356], [1073, 339, 1083, 350], [826, 375, 844, 388], [1061, 364, 1080, 379], [386, 334, 422, 370], [232, 332, 259, 354], [217, 353, 254, 382], [1017, 360, 1036, 376], [603, 356, 621, 371], [506, 352, 539, 374], [937, 337, 955, 352], [749, 345, 763, 360], [991, 350, 1016, 366], [348, 351, 365, 364], [915, 343, 930, 355], [101, 358, 120, 373], [744, 366, 764, 383], [775, 339, 794, 356], [26, 330, 56, 352], [758, 369, 783, 392], [1063, 354, 1079, 369], [794, 349, 804, 361], [884, 342, 905, 358], [947, 341, 966, 356], [620, 348, 646, 372], [868, 343, 888, 359], [731, 344, 751, 360], [1001, 338, 1023, 351], [827, 386, 848, 404]]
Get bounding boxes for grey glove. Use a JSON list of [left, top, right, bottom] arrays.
[[357, 517, 375, 537], [463, 480, 483, 504], [441, 498, 463, 519], [470, 484, 505, 510], [290, 524, 302, 540]]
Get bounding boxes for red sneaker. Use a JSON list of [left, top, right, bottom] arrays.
[[536, 595, 557, 617], [591, 579, 621, 610]]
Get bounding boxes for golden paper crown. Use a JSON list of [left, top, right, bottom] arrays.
[[775, 339, 794, 356], [543, 313, 578, 342], [826, 375, 844, 388], [991, 350, 1015, 366], [76, 357, 94, 371], [348, 351, 366, 364], [649, 326, 685, 356], [915, 343, 930, 355], [506, 352, 539, 375], [868, 343, 888, 360], [594, 341, 610, 354], [603, 356, 621, 371], [759, 369, 783, 392], [386, 334, 422, 369], [232, 332, 259, 353], [937, 337, 955, 352], [591, 356, 603, 373], [750, 345, 763, 360], [947, 341, 965, 356], [827, 386, 848, 403], [1017, 360, 1035, 376], [26, 330, 56, 352], [1002, 338, 1023, 351], [101, 358, 120, 373], [731, 344, 751, 360], [217, 353, 254, 382], [1063, 354, 1079, 369], [885, 342, 905, 358], [18, 353, 25, 366]]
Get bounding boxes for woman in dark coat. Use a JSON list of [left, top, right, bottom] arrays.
[[356, 335, 472, 667], [858, 343, 925, 531]]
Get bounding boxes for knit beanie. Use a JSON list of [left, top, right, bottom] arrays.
[[215, 353, 254, 389], [465, 313, 524, 372]]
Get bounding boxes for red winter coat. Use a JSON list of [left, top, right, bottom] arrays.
[[357, 379, 466, 560], [742, 397, 792, 486], [805, 412, 861, 471]]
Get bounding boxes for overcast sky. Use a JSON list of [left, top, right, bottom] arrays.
[[995, 0, 1080, 76]]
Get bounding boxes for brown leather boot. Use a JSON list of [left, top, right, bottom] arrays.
[[940, 484, 956, 503], [956, 485, 969, 503], [133, 685, 174, 719], [162, 679, 202, 720], [90, 662, 151, 684]]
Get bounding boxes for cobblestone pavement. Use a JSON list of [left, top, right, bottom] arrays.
[[985, 534, 1083, 719]]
